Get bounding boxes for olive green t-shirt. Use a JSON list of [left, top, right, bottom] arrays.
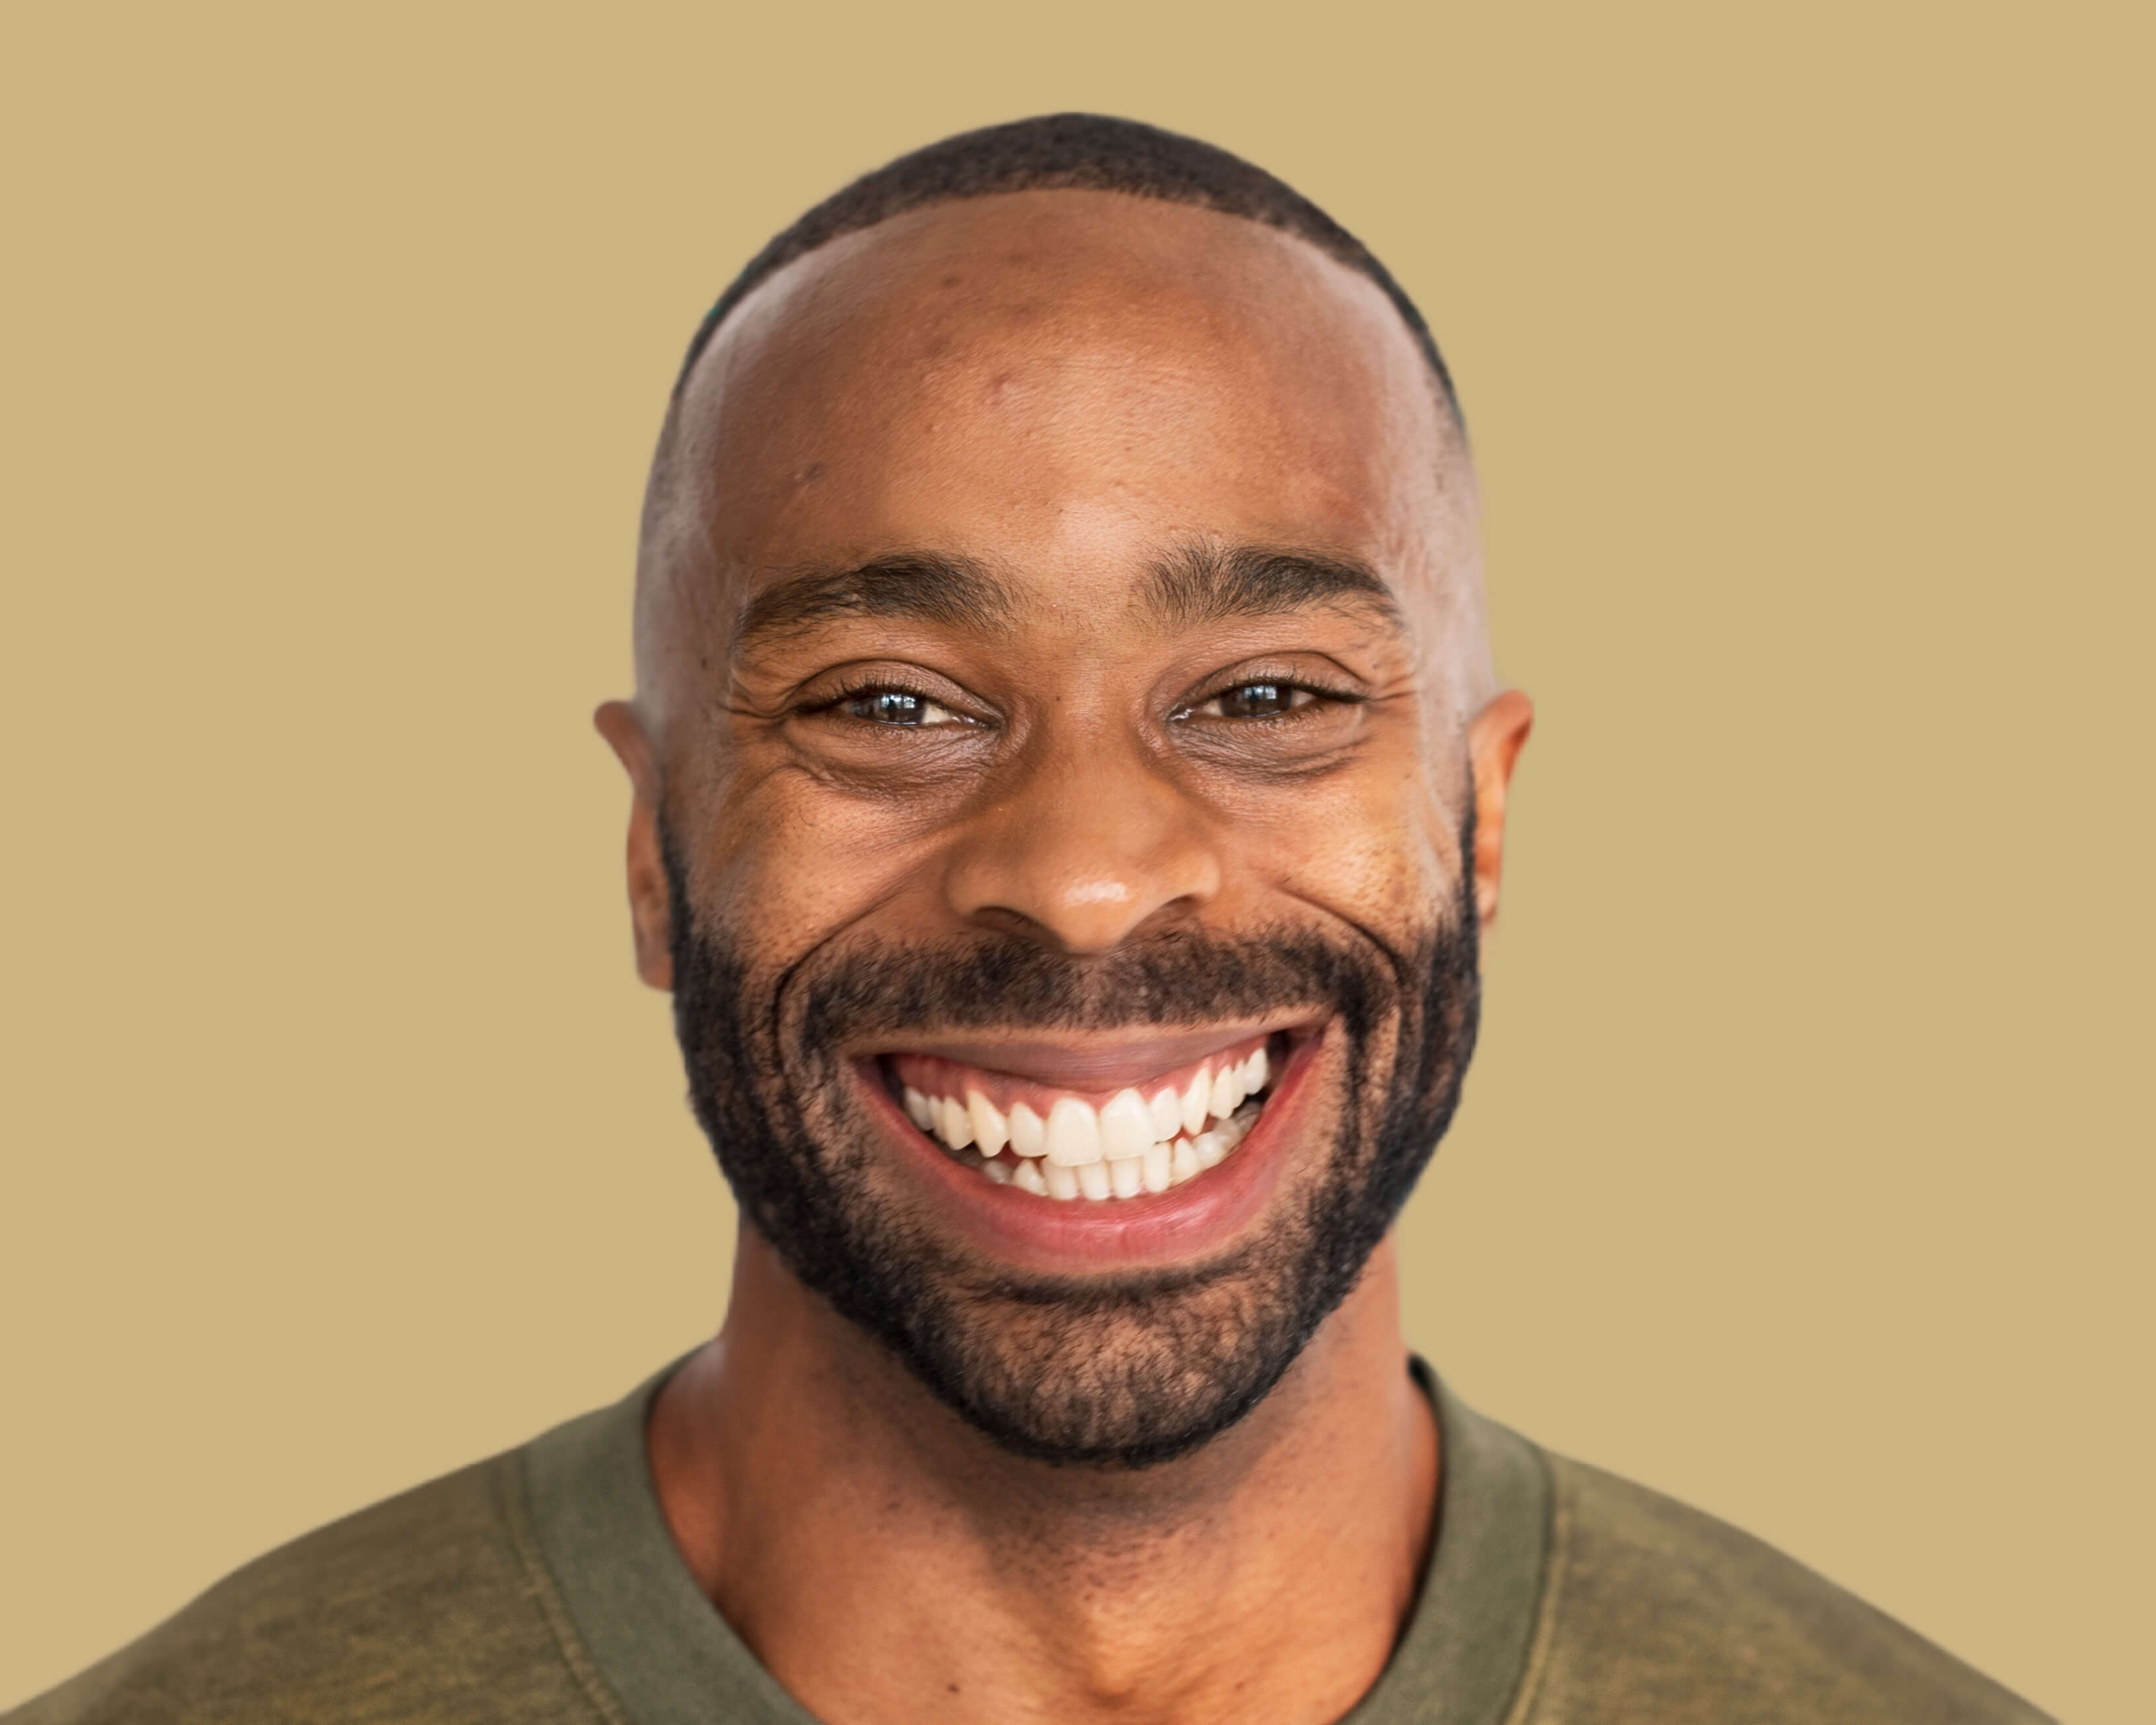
[[7, 1364, 2047, 1724]]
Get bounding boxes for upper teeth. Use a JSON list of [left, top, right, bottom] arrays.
[[899, 1045, 1271, 1200]]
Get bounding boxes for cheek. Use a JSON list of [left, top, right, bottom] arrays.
[[679, 751, 953, 958], [1239, 750, 1461, 937]]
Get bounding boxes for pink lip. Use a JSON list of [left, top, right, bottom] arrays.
[[851, 1024, 1328, 1276], [865, 1020, 1298, 1093], [888, 1033, 1268, 1121]]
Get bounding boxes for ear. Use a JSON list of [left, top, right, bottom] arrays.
[[594, 701, 674, 990], [1466, 689, 1534, 932]]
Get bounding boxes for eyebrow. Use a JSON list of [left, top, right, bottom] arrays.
[[1143, 542, 1404, 633], [733, 554, 1018, 655], [731, 540, 1404, 656]]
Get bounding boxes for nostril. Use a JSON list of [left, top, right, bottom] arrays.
[[962, 904, 1064, 946], [942, 794, 1224, 956], [962, 897, 1184, 957]]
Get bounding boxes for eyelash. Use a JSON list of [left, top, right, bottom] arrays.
[[808, 676, 986, 730], [1172, 675, 1363, 723], [803, 671, 1363, 731]]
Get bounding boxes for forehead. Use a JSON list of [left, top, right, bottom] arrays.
[[655, 190, 1471, 650]]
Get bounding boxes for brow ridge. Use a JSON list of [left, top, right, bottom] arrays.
[[733, 554, 1018, 653], [733, 540, 1400, 655], [1143, 542, 1404, 630]]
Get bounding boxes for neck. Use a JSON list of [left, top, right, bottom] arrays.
[[649, 1230, 1438, 1725]]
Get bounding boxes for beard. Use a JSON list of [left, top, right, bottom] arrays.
[[663, 811, 1481, 1469]]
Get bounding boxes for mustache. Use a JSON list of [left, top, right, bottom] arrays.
[[660, 795, 1478, 1080], [779, 922, 1428, 1054]]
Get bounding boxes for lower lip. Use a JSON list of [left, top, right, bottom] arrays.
[[853, 1028, 1326, 1276]]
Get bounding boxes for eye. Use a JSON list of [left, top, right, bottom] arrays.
[[836, 687, 975, 727], [1180, 680, 1324, 721]]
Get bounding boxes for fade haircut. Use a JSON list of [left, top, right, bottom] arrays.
[[672, 112, 1462, 427]]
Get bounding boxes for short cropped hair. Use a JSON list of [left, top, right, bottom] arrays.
[[674, 112, 1461, 426]]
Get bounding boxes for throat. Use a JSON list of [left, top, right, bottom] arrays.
[[655, 1236, 1436, 1725]]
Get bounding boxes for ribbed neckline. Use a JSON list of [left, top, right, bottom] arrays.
[[521, 1357, 1550, 1725]]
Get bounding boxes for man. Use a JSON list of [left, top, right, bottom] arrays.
[[11, 114, 2043, 1725]]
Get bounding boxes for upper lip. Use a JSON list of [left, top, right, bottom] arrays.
[[867, 1018, 1312, 1093]]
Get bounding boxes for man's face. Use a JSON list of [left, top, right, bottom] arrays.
[[614, 191, 1520, 1465]]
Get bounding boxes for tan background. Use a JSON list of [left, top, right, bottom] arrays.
[[2, 1, 2147, 1716]]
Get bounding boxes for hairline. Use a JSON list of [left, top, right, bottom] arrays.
[[672, 182, 1463, 432]]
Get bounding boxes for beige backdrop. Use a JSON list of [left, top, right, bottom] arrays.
[[3, 2, 2147, 1717]]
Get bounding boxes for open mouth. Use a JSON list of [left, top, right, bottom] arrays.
[[879, 1030, 1293, 1202]]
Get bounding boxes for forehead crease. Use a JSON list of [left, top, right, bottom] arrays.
[[733, 553, 1019, 654], [1143, 541, 1406, 631]]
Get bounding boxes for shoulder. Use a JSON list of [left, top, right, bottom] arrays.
[[1517, 1453, 2050, 1724], [5, 1452, 608, 1725]]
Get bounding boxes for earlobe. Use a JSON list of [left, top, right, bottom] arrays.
[[594, 701, 676, 992], [1466, 689, 1534, 932], [624, 796, 677, 991]]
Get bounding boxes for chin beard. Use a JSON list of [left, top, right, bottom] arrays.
[[663, 812, 1480, 1469]]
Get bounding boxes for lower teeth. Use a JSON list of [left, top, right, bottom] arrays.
[[985, 1097, 1264, 1200]]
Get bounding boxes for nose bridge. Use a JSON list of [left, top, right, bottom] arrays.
[[941, 717, 1221, 953]]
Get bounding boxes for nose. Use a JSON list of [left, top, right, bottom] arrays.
[[940, 743, 1223, 954]]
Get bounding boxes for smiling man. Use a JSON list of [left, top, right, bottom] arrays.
[[12, 116, 2043, 1725]]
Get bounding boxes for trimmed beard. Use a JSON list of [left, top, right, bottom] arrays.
[[665, 808, 1480, 1469]]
